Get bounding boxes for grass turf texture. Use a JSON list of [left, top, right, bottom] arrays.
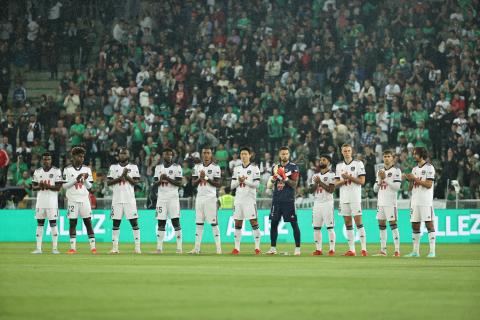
[[0, 243, 479, 320]]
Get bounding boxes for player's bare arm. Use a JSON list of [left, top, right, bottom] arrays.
[[207, 177, 222, 188], [160, 173, 183, 187], [342, 172, 365, 186], [313, 176, 335, 193]]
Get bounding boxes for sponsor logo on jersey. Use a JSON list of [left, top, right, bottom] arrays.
[[323, 177, 328, 181], [351, 166, 355, 171]]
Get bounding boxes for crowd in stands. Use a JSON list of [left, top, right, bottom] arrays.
[[0, 0, 479, 203]]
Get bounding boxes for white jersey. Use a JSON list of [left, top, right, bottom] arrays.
[[193, 162, 221, 198], [107, 163, 140, 204], [335, 160, 366, 203], [154, 163, 183, 200], [232, 163, 260, 203], [376, 166, 402, 206], [63, 165, 93, 202], [311, 170, 335, 204], [411, 163, 435, 207], [32, 167, 62, 209]]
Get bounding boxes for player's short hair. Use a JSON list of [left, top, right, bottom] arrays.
[[239, 146, 251, 154], [118, 147, 129, 153], [42, 152, 52, 158], [319, 154, 332, 163], [163, 147, 174, 154], [279, 146, 289, 152], [71, 146, 86, 156], [383, 150, 394, 156], [202, 145, 212, 151], [341, 143, 352, 150], [414, 147, 428, 159]]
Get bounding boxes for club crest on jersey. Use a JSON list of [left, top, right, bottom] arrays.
[[208, 170, 212, 174], [350, 166, 355, 171], [169, 170, 173, 174], [247, 170, 251, 175], [49, 174, 53, 178], [388, 172, 392, 177], [422, 170, 426, 174], [323, 177, 327, 181]]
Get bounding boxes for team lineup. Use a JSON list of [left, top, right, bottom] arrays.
[[31, 144, 436, 258]]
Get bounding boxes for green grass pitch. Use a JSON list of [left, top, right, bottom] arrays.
[[0, 243, 479, 320]]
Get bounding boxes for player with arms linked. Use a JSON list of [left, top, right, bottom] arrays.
[[266, 147, 301, 255]]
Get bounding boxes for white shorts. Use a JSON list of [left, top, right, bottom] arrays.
[[66, 201, 92, 219], [339, 202, 362, 216], [195, 197, 218, 224], [312, 202, 334, 228], [410, 206, 434, 222], [156, 199, 180, 220], [377, 206, 398, 222], [35, 208, 59, 220], [111, 203, 138, 220], [233, 201, 258, 221]]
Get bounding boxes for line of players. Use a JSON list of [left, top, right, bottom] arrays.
[[31, 144, 436, 258]]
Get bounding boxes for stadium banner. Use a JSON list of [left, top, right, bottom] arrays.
[[0, 209, 479, 244]]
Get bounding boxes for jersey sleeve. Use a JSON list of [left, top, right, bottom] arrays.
[[176, 165, 183, 178], [87, 168, 94, 183], [335, 164, 341, 179], [192, 165, 198, 177], [253, 166, 260, 180], [32, 170, 39, 183], [394, 168, 402, 182], [289, 164, 300, 180], [426, 165, 435, 181], [231, 167, 238, 180], [131, 165, 140, 178], [357, 161, 366, 177], [55, 169, 63, 182], [214, 165, 221, 178], [328, 172, 336, 185], [62, 168, 69, 182], [107, 165, 114, 179]]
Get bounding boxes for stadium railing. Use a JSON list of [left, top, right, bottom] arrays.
[[11, 197, 480, 210]]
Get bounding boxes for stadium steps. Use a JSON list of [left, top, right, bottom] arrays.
[[23, 71, 62, 102]]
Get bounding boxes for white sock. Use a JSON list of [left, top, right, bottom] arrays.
[[346, 229, 355, 252], [358, 226, 367, 251], [194, 224, 204, 251], [234, 228, 242, 251], [175, 229, 182, 251], [70, 237, 76, 250], [212, 225, 221, 251], [112, 229, 120, 251], [51, 225, 58, 250], [380, 228, 387, 252], [413, 232, 420, 254], [89, 237, 96, 249], [157, 229, 165, 251], [253, 227, 261, 250], [428, 231, 436, 254], [392, 227, 400, 252], [327, 228, 335, 251], [133, 229, 140, 250], [314, 228, 322, 251], [36, 226, 44, 250]]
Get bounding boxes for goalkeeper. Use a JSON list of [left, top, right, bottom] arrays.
[[265, 147, 301, 255]]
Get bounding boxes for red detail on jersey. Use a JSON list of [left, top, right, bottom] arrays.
[[290, 171, 299, 180], [316, 186, 323, 193], [74, 182, 83, 189], [413, 177, 422, 188]]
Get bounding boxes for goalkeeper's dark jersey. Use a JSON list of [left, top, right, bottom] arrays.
[[271, 162, 299, 203]]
